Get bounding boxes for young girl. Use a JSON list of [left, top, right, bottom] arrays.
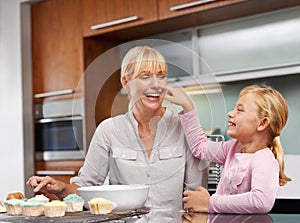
[[161, 84, 291, 214]]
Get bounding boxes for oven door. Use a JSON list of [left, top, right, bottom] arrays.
[[35, 116, 84, 161]]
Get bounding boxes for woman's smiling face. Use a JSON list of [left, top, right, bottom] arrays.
[[125, 62, 168, 111]]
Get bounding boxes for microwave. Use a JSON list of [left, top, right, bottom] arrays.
[[34, 99, 85, 161]]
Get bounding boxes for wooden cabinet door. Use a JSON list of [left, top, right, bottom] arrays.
[[158, 0, 247, 20], [32, 0, 83, 100], [82, 0, 158, 37]]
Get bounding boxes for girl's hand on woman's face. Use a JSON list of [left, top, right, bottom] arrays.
[[159, 85, 195, 113], [183, 186, 210, 213]]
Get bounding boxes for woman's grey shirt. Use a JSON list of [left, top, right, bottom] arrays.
[[71, 110, 209, 210]]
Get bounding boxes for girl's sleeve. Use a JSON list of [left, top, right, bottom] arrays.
[[179, 110, 231, 165], [209, 149, 279, 214]]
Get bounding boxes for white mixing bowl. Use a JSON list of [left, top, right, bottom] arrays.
[[77, 184, 150, 211]]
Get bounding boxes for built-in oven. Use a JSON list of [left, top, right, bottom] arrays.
[[34, 98, 85, 161]]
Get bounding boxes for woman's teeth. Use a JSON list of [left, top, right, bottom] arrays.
[[145, 93, 160, 97]]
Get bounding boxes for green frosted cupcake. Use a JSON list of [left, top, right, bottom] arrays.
[[63, 194, 84, 212], [22, 200, 44, 216], [4, 199, 25, 216]]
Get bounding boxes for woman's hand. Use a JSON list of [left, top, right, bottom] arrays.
[[26, 176, 66, 195], [159, 85, 194, 113], [183, 186, 210, 213]]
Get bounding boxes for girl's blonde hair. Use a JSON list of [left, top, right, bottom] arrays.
[[239, 85, 291, 186], [121, 46, 167, 79]]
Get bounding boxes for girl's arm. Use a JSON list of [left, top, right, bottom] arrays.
[[179, 109, 231, 164], [161, 85, 230, 163]]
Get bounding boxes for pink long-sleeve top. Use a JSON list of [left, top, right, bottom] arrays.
[[179, 110, 279, 214]]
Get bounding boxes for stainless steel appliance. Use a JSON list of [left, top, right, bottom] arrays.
[[207, 134, 224, 195], [34, 98, 85, 161]]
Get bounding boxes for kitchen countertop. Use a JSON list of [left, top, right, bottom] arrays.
[[2, 209, 299, 223], [0, 209, 149, 223]]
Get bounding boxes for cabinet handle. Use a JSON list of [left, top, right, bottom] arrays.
[[36, 170, 76, 176], [170, 0, 216, 11], [36, 115, 83, 124], [90, 15, 139, 30], [34, 89, 74, 99]]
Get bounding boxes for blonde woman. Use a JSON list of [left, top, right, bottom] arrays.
[[27, 46, 208, 210], [162, 84, 291, 213]]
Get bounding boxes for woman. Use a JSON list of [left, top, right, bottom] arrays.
[[27, 46, 208, 210]]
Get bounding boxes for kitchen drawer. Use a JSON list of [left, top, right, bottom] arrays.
[[35, 160, 84, 184]]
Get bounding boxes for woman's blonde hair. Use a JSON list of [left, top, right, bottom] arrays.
[[121, 46, 167, 79], [239, 85, 291, 186]]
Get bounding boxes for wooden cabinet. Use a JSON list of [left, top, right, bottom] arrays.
[[82, 0, 158, 37], [158, 0, 247, 20], [32, 0, 83, 101]]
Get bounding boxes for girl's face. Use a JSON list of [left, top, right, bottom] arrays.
[[123, 66, 168, 112], [227, 93, 261, 143]]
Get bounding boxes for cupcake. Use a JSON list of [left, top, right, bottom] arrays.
[[63, 194, 84, 212], [28, 194, 49, 204], [22, 200, 44, 217], [4, 199, 25, 216], [43, 200, 66, 217], [88, 197, 116, 214], [6, 192, 24, 200]]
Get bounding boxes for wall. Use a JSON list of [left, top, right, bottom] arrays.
[[0, 0, 25, 200]]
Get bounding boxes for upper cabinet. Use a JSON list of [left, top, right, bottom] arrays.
[[32, 0, 83, 101], [82, 0, 158, 37], [158, 0, 247, 20], [197, 6, 300, 76]]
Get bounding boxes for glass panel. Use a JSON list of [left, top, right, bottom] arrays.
[[150, 30, 194, 79], [119, 30, 194, 79], [197, 7, 300, 75]]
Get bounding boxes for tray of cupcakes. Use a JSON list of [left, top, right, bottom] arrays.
[[0, 192, 149, 222]]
